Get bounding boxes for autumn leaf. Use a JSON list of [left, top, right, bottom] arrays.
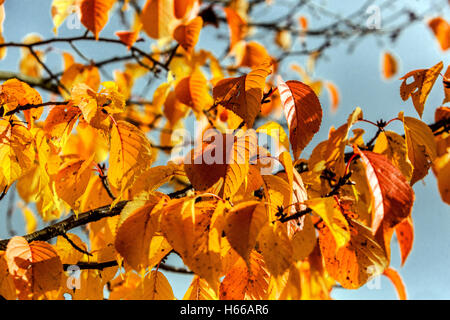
[[160, 198, 224, 290], [54, 155, 94, 210], [381, 51, 398, 80], [223, 7, 247, 49], [184, 275, 218, 300], [399, 61, 443, 118], [141, 0, 175, 39], [0, 118, 35, 185], [54, 233, 88, 265], [305, 197, 350, 249], [184, 131, 258, 199], [325, 81, 340, 112], [108, 120, 153, 193], [257, 223, 293, 277], [5, 236, 62, 299], [277, 77, 322, 159], [399, 112, 437, 185], [114, 196, 169, 270], [428, 17, 450, 51], [395, 216, 414, 266], [319, 219, 388, 289], [51, 0, 79, 34], [115, 29, 140, 50], [383, 267, 407, 300], [175, 68, 212, 114], [224, 201, 267, 263], [0, 252, 16, 300], [373, 130, 413, 182], [442, 65, 450, 104], [80, 0, 115, 39], [0, 78, 43, 126], [129, 270, 175, 300], [213, 61, 272, 128], [173, 17, 203, 54], [174, 0, 195, 19], [353, 146, 415, 233], [219, 251, 269, 300]]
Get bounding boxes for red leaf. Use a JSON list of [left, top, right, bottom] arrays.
[[277, 77, 322, 159], [395, 216, 414, 266], [353, 146, 415, 234]]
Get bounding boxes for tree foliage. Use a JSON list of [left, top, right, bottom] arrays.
[[0, 0, 448, 300]]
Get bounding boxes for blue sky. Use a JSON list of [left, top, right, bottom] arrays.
[[0, 0, 449, 299]]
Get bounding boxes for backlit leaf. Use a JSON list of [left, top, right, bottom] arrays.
[[173, 17, 203, 54], [5, 236, 62, 299], [428, 17, 450, 51], [383, 267, 407, 300], [277, 77, 322, 159], [399, 61, 443, 118], [353, 146, 415, 233], [80, 0, 115, 39]]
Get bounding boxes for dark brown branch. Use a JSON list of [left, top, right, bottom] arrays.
[[62, 260, 192, 274]]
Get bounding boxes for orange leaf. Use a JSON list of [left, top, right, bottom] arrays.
[[399, 61, 443, 118], [219, 251, 269, 300], [223, 7, 247, 49], [319, 219, 388, 289], [238, 41, 271, 69], [115, 29, 139, 50], [353, 146, 415, 233], [141, 0, 175, 39], [325, 81, 340, 112], [174, 0, 195, 19], [80, 0, 115, 39], [395, 216, 414, 266], [5, 236, 62, 299], [175, 68, 212, 114], [213, 62, 271, 128], [383, 267, 407, 300], [224, 201, 268, 263], [428, 17, 450, 51], [381, 51, 398, 80], [173, 16, 203, 54], [442, 65, 450, 104], [277, 77, 322, 159]]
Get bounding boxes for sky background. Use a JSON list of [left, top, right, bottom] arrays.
[[0, 0, 449, 300]]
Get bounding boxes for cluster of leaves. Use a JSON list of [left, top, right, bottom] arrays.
[[0, 0, 448, 300]]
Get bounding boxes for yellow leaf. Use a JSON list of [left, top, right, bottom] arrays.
[[399, 61, 443, 118], [183, 275, 218, 300], [129, 270, 174, 300], [428, 17, 450, 51], [256, 121, 290, 152], [381, 51, 398, 80], [373, 130, 413, 182], [51, 0, 79, 34], [108, 120, 153, 192], [20, 204, 38, 234], [258, 223, 293, 277], [54, 233, 87, 265], [399, 112, 437, 185], [0, 119, 35, 185], [306, 197, 350, 249]]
